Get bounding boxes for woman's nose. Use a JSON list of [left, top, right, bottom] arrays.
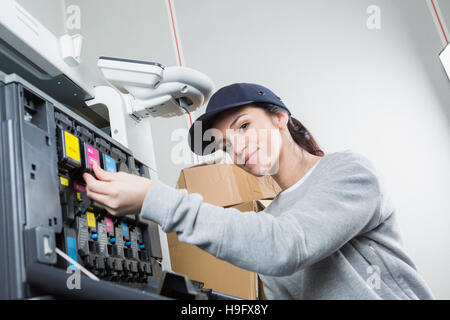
[[232, 136, 248, 163]]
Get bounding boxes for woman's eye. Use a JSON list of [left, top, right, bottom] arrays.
[[239, 122, 249, 131], [223, 142, 232, 152]]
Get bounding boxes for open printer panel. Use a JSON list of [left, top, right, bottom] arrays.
[[0, 75, 164, 299]]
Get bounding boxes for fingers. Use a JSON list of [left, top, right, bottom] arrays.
[[91, 199, 118, 216], [83, 172, 115, 195], [85, 188, 122, 214], [85, 189, 111, 206], [83, 172, 96, 185], [83, 163, 137, 217], [89, 193, 129, 217], [92, 163, 116, 182], [86, 187, 122, 211]]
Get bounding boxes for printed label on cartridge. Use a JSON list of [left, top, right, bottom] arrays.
[[105, 217, 114, 233], [73, 182, 86, 193], [60, 176, 69, 187], [85, 143, 100, 169], [64, 131, 81, 163], [104, 154, 117, 173], [66, 237, 78, 270], [86, 211, 96, 228]]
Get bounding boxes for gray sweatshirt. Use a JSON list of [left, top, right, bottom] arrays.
[[140, 149, 434, 300]]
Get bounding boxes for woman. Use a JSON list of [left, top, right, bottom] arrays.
[[83, 83, 434, 300]]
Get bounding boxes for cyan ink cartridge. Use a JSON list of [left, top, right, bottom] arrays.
[[66, 236, 78, 270], [63, 228, 79, 270], [111, 147, 130, 173], [103, 154, 117, 173], [58, 129, 81, 169], [121, 222, 129, 240]]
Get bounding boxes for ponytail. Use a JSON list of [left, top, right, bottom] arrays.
[[256, 103, 324, 157]]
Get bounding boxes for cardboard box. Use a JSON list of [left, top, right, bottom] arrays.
[[176, 163, 281, 207], [168, 163, 280, 299]]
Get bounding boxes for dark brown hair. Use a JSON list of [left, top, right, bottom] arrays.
[[256, 103, 324, 157]]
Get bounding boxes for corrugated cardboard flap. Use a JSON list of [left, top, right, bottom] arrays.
[[178, 163, 281, 207]]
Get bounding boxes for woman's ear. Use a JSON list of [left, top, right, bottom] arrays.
[[276, 112, 289, 130]]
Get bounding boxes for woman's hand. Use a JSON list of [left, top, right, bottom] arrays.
[[82, 163, 152, 216]]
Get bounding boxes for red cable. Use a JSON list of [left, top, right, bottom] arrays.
[[168, 0, 199, 163], [186, 109, 193, 126], [168, 0, 183, 66], [431, 0, 449, 44]]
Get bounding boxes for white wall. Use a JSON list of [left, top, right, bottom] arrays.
[[16, 0, 66, 36], [16, 0, 450, 299], [172, 0, 450, 299]]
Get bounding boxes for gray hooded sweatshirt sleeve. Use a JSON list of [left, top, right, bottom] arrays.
[[139, 149, 434, 300]]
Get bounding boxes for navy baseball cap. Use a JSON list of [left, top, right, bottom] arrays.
[[188, 82, 290, 155]]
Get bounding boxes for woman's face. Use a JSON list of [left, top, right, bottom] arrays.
[[211, 105, 287, 176]]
